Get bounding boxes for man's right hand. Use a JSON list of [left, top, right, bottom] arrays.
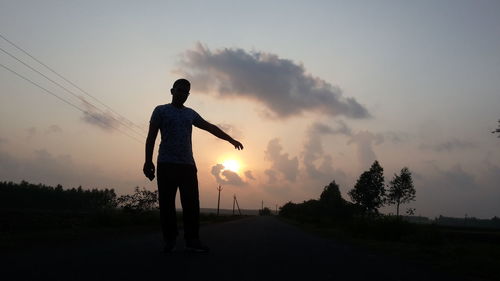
[[143, 162, 155, 181]]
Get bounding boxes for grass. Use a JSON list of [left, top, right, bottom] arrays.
[[280, 216, 500, 281], [0, 208, 247, 251]]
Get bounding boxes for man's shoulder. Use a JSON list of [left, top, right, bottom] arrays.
[[152, 104, 171, 114], [183, 106, 198, 114], [154, 104, 169, 110]]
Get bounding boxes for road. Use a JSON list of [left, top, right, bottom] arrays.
[[1, 216, 472, 281]]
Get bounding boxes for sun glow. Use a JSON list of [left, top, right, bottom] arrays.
[[222, 159, 240, 173]]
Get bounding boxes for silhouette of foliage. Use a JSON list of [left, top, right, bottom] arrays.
[[319, 180, 358, 219], [493, 119, 500, 137], [259, 207, 272, 216], [116, 186, 158, 212], [0, 180, 117, 210], [386, 167, 416, 216], [319, 180, 342, 205], [348, 161, 386, 215], [280, 180, 360, 224]]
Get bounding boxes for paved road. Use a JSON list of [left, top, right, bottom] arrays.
[[1, 216, 472, 281]]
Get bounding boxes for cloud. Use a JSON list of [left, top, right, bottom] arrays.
[[384, 131, 411, 144], [0, 137, 8, 145], [210, 163, 246, 186], [348, 131, 384, 170], [176, 43, 370, 119], [302, 122, 348, 183], [264, 138, 299, 182], [45, 124, 63, 134], [0, 147, 122, 190], [217, 123, 243, 139], [311, 120, 353, 136], [26, 127, 37, 140], [79, 97, 120, 131], [419, 138, 476, 152], [264, 169, 278, 184], [435, 164, 477, 190], [244, 170, 255, 180]]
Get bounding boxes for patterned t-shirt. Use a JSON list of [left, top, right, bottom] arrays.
[[150, 104, 204, 165]]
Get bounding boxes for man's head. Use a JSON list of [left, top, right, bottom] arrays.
[[171, 78, 191, 106]]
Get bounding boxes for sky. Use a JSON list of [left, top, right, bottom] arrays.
[[1, 0, 499, 218]]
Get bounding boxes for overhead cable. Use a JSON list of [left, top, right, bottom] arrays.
[[0, 62, 143, 144], [0, 33, 147, 134]]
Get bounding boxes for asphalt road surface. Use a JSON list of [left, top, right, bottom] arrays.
[[1, 216, 473, 281]]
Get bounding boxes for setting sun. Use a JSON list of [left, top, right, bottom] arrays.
[[222, 159, 240, 173]]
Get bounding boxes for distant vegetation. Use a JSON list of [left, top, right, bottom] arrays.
[[0, 180, 117, 210], [0, 181, 236, 237], [0, 180, 159, 212], [281, 161, 417, 222], [279, 160, 500, 280], [259, 207, 272, 216], [493, 119, 500, 137]]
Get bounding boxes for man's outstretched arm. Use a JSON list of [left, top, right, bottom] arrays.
[[143, 122, 159, 181], [196, 119, 244, 150]]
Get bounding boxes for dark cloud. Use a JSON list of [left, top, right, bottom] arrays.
[[264, 138, 299, 182], [419, 138, 476, 152], [176, 43, 370, 119], [210, 163, 246, 186], [0, 137, 8, 144], [244, 170, 255, 180], [79, 97, 120, 131], [311, 120, 353, 136]]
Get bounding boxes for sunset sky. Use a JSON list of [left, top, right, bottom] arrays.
[[1, 0, 499, 218]]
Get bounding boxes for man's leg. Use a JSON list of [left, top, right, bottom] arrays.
[[178, 165, 200, 241], [157, 163, 179, 243]]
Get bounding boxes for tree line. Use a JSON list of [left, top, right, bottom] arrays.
[[280, 161, 416, 221], [0, 181, 158, 212]]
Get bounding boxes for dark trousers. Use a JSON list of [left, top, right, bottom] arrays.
[[157, 162, 199, 241]]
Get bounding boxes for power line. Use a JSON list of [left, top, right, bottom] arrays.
[[0, 45, 146, 139], [0, 33, 147, 134], [0, 62, 143, 144]]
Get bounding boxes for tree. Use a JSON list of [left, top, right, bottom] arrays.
[[117, 187, 158, 212], [319, 180, 342, 206], [348, 160, 385, 214], [386, 167, 416, 217], [259, 207, 272, 216], [493, 119, 500, 137]]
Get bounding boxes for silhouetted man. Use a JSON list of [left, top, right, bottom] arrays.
[[143, 78, 243, 253]]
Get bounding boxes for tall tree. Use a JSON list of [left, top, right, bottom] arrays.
[[386, 167, 416, 217], [348, 161, 385, 214]]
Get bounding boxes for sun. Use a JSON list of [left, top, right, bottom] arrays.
[[222, 159, 240, 173]]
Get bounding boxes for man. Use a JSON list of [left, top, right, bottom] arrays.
[[143, 78, 243, 253]]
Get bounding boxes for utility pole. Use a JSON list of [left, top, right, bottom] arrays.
[[232, 194, 236, 215], [234, 195, 242, 216], [217, 185, 222, 216], [261, 200, 264, 211], [276, 204, 278, 215]]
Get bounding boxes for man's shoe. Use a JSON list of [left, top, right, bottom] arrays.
[[163, 239, 176, 253], [185, 239, 210, 253]]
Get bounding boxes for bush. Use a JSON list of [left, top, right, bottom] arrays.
[[116, 187, 158, 212]]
